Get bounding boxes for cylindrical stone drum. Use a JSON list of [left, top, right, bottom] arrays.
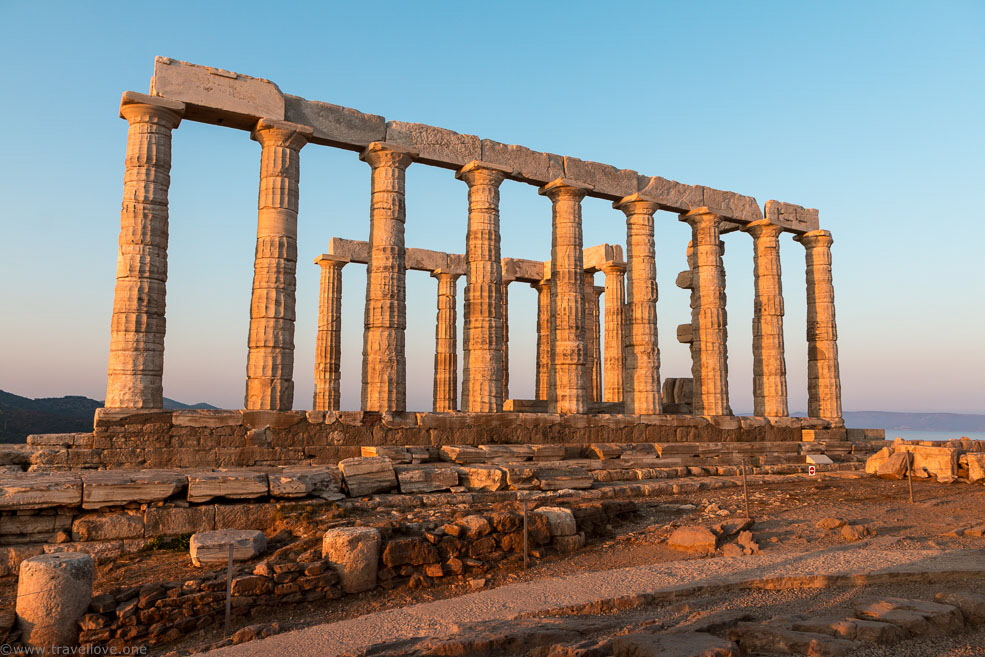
[[16, 552, 94, 651], [322, 527, 380, 593]]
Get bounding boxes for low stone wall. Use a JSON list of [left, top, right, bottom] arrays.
[[16, 409, 855, 470]]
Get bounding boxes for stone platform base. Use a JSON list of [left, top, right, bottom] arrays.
[[17, 409, 879, 471]]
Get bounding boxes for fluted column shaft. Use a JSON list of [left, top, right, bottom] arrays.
[[532, 279, 551, 401], [601, 262, 626, 403], [106, 93, 184, 409], [457, 161, 510, 412], [583, 272, 598, 403], [432, 271, 460, 412], [795, 229, 842, 421], [540, 179, 591, 414], [682, 209, 730, 416], [501, 279, 512, 401], [360, 142, 417, 413], [615, 197, 661, 414], [745, 220, 788, 417], [313, 255, 347, 411], [245, 119, 312, 411]]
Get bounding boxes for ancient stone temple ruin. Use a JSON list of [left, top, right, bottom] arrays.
[[95, 56, 846, 467]]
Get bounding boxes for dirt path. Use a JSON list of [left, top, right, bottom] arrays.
[[203, 544, 985, 657]]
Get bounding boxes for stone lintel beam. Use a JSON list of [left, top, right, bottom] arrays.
[[328, 238, 466, 276], [148, 58, 782, 223], [765, 200, 821, 234]]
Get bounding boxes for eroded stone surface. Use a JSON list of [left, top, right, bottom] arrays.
[[187, 470, 269, 503], [190, 529, 267, 567], [322, 527, 380, 593], [338, 457, 397, 497], [0, 473, 82, 510], [82, 470, 185, 509]]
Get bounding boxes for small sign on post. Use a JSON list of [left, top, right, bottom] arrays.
[[808, 465, 817, 476]]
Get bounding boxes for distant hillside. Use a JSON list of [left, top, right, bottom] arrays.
[[0, 390, 217, 443], [840, 411, 985, 432]]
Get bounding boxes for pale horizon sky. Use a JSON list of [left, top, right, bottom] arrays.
[[1, 1, 982, 414]]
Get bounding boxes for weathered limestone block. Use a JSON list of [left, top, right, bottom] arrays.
[[667, 526, 718, 553], [395, 466, 458, 494], [0, 473, 82, 510], [386, 121, 480, 169], [283, 95, 385, 150], [338, 457, 397, 497], [478, 445, 534, 462], [480, 140, 565, 184], [16, 552, 94, 650], [71, 512, 144, 542], [151, 56, 285, 127], [382, 536, 440, 568], [215, 502, 279, 531], [727, 625, 858, 656], [0, 514, 72, 539], [187, 470, 269, 503], [614, 631, 740, 657], [361, 446, 412, 463], [637, 175, 703, 213], [268, 466, 342, 499], [865, 447, 891, 474], [934, 592, 985, 624], [532, 506, 577, 536], [190, 529, 267, 567], [81, 470, 186, 509], [765, 200, 820, 234], [440, 445, 486, 464], [855, 598, 964, 635], [454, 465, 505, 491], [700, 187, 763, 224], [563, 156, 638, 200], [531, 444, 565, 461], [791, 617, 906, 644], [322, 527, 380, 593], [966, 453, 985, 483], [144, 505, 216, 537], [172, 410, 243, 427], [896, 445, 959, 480]]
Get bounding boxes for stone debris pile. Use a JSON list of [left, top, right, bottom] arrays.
[[865, 437, 985, 484]]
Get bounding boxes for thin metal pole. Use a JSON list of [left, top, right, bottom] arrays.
[[522, 499, 529, 570], [907, 451, 915, 504], [741, 458, 751, 518], [225, 542, 233, 634]]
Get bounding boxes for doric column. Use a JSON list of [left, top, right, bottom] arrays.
[[501, 277, 513, 401], [360, 142, 417, 413], [432, 270, 460, 412], [106, 92, 185, 409], [592, 285, 604, 401], [681, 208, 730, 416], [614, 196, 661, 414], [794, 230, 843, 422], [540, 178, 592, 414], [583, 272, 598, 403], [744, 220, 789, 417], [245, 119, 312, 411], [313, 255, 347, 412], [456, 161, 511, 412], [601, 261, 626, 403], [532, 279, 552, 401]]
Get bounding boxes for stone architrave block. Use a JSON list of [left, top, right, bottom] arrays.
[[700, 187, 763, 223], [338, 457, 397, 497], [190, 529, 267, 567], [82, 470, 186, 509], [16, 553, 94, 650], [562, 157, 638, 200], [532, 507, 577, 536], [187, 470, 269, 503], [0, 473, 82, 510], [765, 200, 820, 233], [439, 445, 487, 464], [480, 140, 565, 184], [71, 512, 145, 542], [394, 466, 458, 493], [283, 95, 386, 150], [385, 121, 480, 169], [268, 466, 342, 499], [637, 175, 703, 212], [454, 465, 505, 491], [144, 505, 216, 537], [322, 527, 380, 593], [150, 57, 285, 128]]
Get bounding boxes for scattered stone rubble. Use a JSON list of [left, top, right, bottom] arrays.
[[865, 437, 985, 484]]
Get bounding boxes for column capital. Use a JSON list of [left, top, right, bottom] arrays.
[[530, 278, 550, 291], [251, 118, 313, 150], [456, 160, 511, 186], [743, 218, 784, 240], [315, 254, 349, 269], [794, 229, 833, 248], [593, 285, 604, 298], [431, 268, 462, 281], [539, 177, 593, 202], [119, 91, 184, 128], [600, 260, 627, 275], [613, 193, 660, 214], [680, 207, 724, 228], [360, 141, 418, 169]]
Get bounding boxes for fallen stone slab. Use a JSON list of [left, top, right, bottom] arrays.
[[896, 445, 959, 480], [72, 511, 145, 542], [322, 527, 380, 594], [727, 624, 859, 656], [454, 465, 505, 491], [395, 465, 458, 494], [0, 473, 82, 510], [537, 467, 593, 490], [338, 457, 397, 497], [190, 529, 267, 567], [966, 453, 985, 483], [187, 470, 269, 503], [268, 466, 342, 500], [532, 506, 577, 537], [531, 444, 565, 461], [865, 447, 891, 474], [439, 445, 486, 464], [855, 598, 964, 635], [790, 617, 906, 644], [875, 451, 908, 479], [935, 591, 985, 624], [613, 631, 740, 657], [82, 470, 186, 509], [668, 526, 718, 554], [478, 445, 534, 462], [360, 446, 411, 464]]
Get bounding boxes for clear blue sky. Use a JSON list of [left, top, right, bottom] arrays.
[[1, 1, 982, 414]]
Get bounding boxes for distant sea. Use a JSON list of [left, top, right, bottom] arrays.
[[883, 430, 985, 442]]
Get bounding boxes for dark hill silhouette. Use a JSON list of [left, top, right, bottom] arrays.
[[0, 390, 216, 443]]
